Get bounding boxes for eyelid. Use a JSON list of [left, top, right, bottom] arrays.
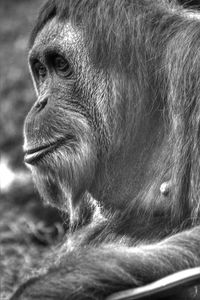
[[47, 54, 73, 78], [33, 60, 46, 79], [29, 57, 40, 74], [45, 49, 74, 66], [54, 55, 70, 70], [29, 50, 75, 80], [29, 59, 44, 89], [29, 47, 74, 69]]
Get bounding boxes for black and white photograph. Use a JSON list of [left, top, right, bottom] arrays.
[[1, 0, 200, 299]]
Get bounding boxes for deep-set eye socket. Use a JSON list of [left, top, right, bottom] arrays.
[[34, 60, 47, 80], [53, 55, 73, 77]]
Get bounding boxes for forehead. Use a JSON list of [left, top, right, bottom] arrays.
[[29, 17, 81, 57]]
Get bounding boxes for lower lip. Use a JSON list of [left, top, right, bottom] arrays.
[[24, 143, 58, 165], [24, 135, 74, 165]]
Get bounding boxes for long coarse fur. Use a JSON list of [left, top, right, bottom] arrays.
[[11, 0, 200, 299]]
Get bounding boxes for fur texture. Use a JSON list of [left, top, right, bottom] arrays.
[[10, 0, 200, 299]]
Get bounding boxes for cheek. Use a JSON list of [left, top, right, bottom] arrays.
[[30, 136, 97, 211], [24, 98, 83, 145], [24, 101, 98, 209]]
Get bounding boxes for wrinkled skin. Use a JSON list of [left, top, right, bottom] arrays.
[[10, 1, 200, 299]]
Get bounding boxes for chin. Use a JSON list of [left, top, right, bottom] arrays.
[[24, 139, 97, 213]]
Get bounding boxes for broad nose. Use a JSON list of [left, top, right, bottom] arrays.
[[35, 95, 48, 112]]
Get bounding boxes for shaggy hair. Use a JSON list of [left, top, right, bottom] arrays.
[[10, 1, 200, 299], [29, 0, 200, 225]]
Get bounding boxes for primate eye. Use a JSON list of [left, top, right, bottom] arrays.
[[34, 61, 47, 79], [54, 55, 73, 77]]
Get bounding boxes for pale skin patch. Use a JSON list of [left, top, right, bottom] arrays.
[[160, 181, 172, 196], [168, 6, 200, 25], [183, 10, 200, 21]]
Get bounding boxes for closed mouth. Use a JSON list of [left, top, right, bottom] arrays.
[[24, 143, 56, 164], [24, 137, 72, 165]]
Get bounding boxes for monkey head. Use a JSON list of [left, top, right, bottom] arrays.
[[23, 19, 114, 211], [23, 2, 164, 215]]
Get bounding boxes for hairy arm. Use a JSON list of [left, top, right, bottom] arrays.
[[10, 225, 200, 300]]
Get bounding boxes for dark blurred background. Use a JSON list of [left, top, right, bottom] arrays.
[[0, 0, 199, 298]]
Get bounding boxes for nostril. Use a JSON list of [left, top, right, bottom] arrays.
[[35, 96, 48, 111]]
